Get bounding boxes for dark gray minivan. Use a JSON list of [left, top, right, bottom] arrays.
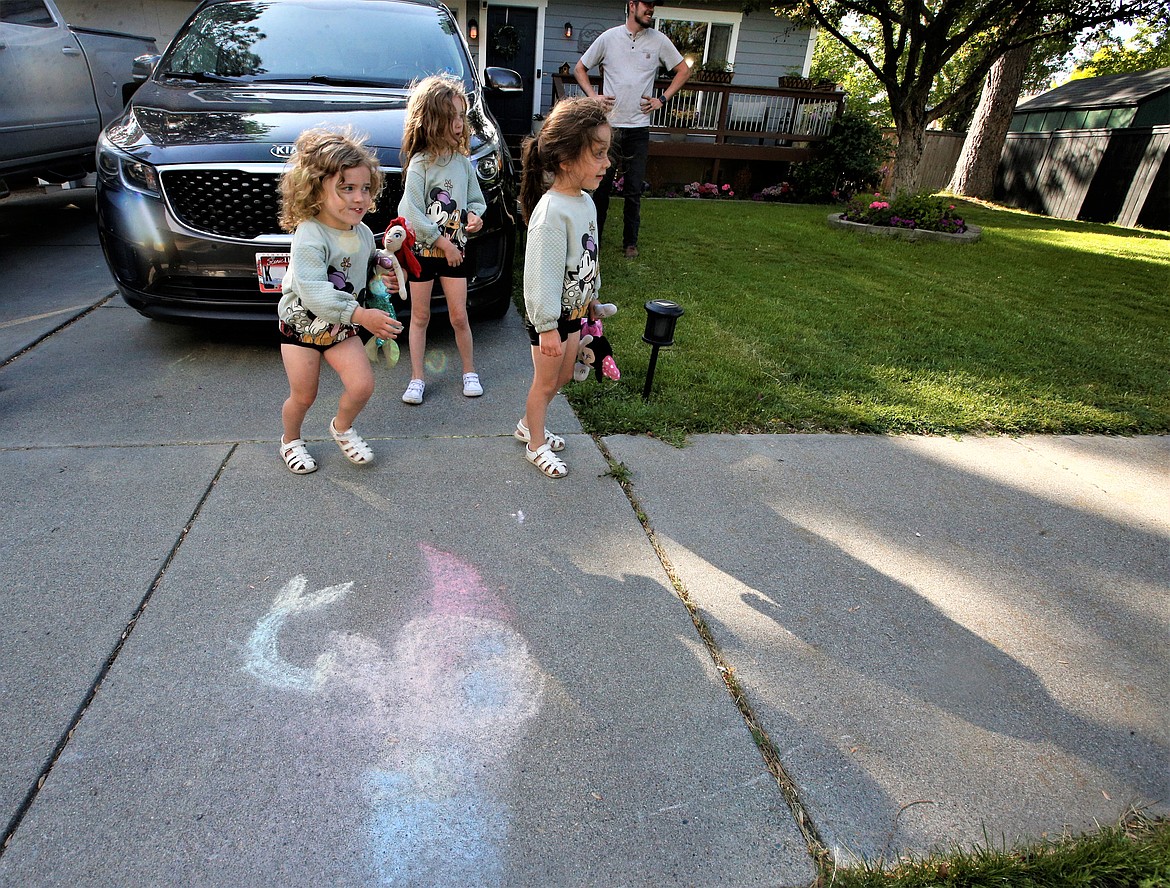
[[96, 0, 519, 323]]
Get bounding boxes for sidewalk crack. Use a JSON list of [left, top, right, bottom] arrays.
[[593, 435, 831, 871], [0, 444, 237, 856]]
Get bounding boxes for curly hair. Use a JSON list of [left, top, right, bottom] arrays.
[[519, 98, 611, 222], [278, 126, 384, 232], [400, 74, 471, 166]]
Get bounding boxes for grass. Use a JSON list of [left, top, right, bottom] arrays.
[[822, 807, 1170, 887], [527, 199, 1170, 442]]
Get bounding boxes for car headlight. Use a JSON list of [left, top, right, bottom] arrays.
[[97, 134, 161, 197]]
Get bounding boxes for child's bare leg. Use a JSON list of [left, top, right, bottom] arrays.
[[281, 343, 321, 441], [524, 332, 578, 450], [407, 279, 434, 381], [442, 277, 475, 374], [325, 336, 375, 432]]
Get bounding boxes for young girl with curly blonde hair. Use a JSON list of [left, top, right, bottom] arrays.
[[397, 75, 487, 404], [275, 126, 402, 474]]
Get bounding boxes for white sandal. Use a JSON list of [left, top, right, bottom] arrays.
[[514, 419, 565, 452], [330, 419, 373, 465], [525, 442, 567, 478], [280, 437, 318, 474]]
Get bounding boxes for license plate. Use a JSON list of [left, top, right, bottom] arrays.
[[256, 252, 289, 294]]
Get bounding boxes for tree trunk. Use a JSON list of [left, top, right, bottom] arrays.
[[948, 44, 1032, 199], [890, 105, 928, 195]]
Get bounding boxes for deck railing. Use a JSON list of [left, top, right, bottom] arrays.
[[551, 73, 845, 176]]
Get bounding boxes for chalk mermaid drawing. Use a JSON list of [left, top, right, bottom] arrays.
[[243, 545, 544, 886]]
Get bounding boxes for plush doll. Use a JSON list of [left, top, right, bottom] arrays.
[[381, 216, 422, 287], [573, 319, 620, 383], [364, 218, 422, 367], [573, 333, 596, 382], [576, 314, 620, 382]]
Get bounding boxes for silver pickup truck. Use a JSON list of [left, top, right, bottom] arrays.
[[0, 0, 156, 197]]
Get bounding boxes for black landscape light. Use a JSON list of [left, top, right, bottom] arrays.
[[641, 299, 684, 400]]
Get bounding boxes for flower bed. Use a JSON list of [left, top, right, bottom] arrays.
[[839, 191, 969, 234], [683, 181, 735, 199], [828, 213, 981, 243]]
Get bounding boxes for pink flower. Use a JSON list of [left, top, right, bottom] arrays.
[[870, 200, 889, 210], [722, 184, 730, 191], [728, 190, 734, 197]]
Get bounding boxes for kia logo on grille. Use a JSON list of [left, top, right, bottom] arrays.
[[270, 144, 296, 158]]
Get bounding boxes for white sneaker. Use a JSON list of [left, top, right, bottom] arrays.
[[462, 372, 483, 397], [594, 302, 618, 318], [402, 378, 425, 404]]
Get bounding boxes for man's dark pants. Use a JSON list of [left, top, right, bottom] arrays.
[[592, 126, 649, 250]]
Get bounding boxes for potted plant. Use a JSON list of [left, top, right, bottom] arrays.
[[778, 69, 813, 90], [694, 59, 733, 84]]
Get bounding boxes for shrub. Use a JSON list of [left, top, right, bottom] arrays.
[[840, 190, 967, 233], [787, 111, 889, 201]]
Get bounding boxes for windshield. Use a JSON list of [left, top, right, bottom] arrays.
[[161, 0, 472, 90]]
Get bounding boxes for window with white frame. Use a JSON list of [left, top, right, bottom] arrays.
[[654, 8, 742, 68]]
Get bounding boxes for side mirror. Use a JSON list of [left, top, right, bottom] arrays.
[[484, 67, 523, 93], [132, 53, 160, 83]]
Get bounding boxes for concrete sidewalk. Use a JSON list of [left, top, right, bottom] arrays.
[[0, 188, 1166, 886], [604, 432, 1169, 861]]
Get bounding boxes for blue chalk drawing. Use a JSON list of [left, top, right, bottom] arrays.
[[242, 549, 544, 887]]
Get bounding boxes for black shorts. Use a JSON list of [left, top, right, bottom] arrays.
[[409, 253, 472, 282], [525, 315, 581, 347]]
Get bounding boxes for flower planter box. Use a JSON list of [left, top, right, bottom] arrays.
[[778, 76, 813, 90], [694, 70, 732, 84], [827, 213, 982, 243]]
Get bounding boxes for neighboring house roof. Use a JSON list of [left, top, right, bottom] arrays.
[[1016, 66, 1170, 111]]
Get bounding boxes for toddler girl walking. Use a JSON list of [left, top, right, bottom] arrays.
[[397, 75, 487, 404], [515, 98, 612, 478], [275, 127, 402, 474]]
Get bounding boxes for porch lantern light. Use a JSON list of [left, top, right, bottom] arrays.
[[564, 21, 573, 38], [641, 299, 684, 400], [467, 18, 478, 40]]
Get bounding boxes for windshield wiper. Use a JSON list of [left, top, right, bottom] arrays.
[[162, 70, 244, 83], [305, 74, 395, 88]]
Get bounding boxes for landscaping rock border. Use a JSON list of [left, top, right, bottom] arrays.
[[827, 213, 982, 243]]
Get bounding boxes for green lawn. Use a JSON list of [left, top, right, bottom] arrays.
[[825, 807, 1169, 888], [543, 199, 1170, 443]]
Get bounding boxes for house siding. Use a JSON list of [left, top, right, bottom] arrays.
[[727, 14, 812, 88]]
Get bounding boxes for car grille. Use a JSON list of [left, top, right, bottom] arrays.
[[160, 167, 404, 240]]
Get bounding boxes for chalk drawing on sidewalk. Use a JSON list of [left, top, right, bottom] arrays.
[[243, 575, 352, 691], [241, 546, 544, 887]]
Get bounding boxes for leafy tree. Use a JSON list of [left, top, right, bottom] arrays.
[[810, 24, 892, 124], [768, 0, 1163, 194], [1071, 16, 1170, 75], [947, 19, 1159, 199]]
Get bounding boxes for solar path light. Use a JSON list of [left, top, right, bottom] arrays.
[[641, 299, 684, 401]]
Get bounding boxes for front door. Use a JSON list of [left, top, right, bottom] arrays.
[[484, 7, 537, 146]]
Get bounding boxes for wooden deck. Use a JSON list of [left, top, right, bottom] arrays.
[[551, 74, 845, 180]]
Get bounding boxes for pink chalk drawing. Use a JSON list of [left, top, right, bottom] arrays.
[[243, 545, 544, 886]]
